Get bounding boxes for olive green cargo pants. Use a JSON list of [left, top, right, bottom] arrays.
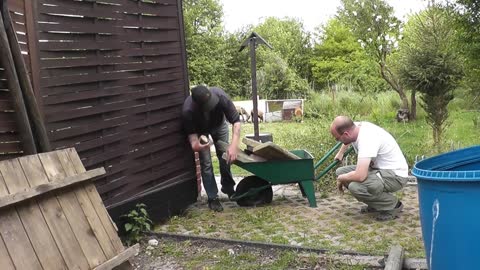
[[336, 165, 408, 211]]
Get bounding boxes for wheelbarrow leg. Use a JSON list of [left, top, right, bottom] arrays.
[[299, 180, 317, 207]]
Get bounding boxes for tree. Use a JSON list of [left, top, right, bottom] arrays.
[[256, 52, 310, 99], [339, 0, 417, 119], [253, 17, 313, 82], [310, 18, 388, 93], [221, 32, 251, 99], [183, 0, 227, 87], [454, 0, 480, 107], [397, 6, 463, 149]]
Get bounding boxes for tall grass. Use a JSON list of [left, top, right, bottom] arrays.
[[304, 90, 402, 121]]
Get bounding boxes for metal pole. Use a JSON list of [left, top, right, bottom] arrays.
[[249, 37, 259, 141]]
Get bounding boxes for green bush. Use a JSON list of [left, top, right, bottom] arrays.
[[121, 203, 152, 246]]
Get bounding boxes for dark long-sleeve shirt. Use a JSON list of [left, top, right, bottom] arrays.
[[182, 87, 240, 135]]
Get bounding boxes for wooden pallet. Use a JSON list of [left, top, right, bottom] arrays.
[[0, 148, 138, 270]]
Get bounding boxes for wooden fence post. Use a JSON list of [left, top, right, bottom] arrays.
[[0, 6, 36, 154], [1, 0, 51, 152]]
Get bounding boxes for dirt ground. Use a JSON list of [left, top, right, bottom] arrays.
[[130, 237, 381, 270]]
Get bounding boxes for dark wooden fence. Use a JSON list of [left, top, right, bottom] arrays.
[[1, 0, 196, 221]]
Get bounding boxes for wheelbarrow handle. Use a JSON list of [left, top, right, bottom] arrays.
[[314, 142, 343, 170], [314, 145, 354, 181]]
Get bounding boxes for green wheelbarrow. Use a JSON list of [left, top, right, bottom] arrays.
[[229, 142, 354, 207]]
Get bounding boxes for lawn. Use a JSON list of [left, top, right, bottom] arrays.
[[214, 109, 479, 183], [152, 100, 478, 268]]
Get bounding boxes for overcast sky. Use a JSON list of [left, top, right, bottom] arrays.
[[220, 0, 430, 33]]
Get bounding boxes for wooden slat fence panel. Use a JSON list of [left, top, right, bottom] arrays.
[[1, 0, 194, 216], [36, 0, 192, 207]]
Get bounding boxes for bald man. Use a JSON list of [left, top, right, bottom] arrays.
[[330, 116, 409, 221]]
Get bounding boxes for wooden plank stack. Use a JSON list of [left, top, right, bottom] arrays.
[[0, 148, 137, 270]]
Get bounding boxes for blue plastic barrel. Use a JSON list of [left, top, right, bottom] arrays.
[[412, 146, 480, 270]]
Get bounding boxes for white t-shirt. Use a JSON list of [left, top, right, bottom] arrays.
[[352, 122, 408, 177]]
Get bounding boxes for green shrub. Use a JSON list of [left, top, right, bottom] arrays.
[[121, 203, 152, 246]]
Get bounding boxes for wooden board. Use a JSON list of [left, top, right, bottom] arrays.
[[217, 140, 266, 163], [0, 159, 66, 270], [242, 137, 262, 148], [252, 142, 300, 160], [0, 148, 134, 270]]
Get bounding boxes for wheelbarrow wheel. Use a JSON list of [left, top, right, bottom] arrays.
[[235, 176, 273, 207]]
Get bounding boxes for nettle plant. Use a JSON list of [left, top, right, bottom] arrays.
[[121, 203, 153, 245]]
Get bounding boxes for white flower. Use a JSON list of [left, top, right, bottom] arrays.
[[367, 27, 371, 31], [378, 44, 383, 50], [368, 37, 373, 43], [393, 41, 399, 48], [357, 39, 362, 43], [353, 11, 357, 16]]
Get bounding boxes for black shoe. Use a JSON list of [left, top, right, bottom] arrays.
[[221, 187, 235, 199], [208, 198, 224, 212], [376, 201, 404, 221]]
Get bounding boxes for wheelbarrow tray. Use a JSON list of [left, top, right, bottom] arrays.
[[235, 149, 314, 184], [233, 149, 318, 207]]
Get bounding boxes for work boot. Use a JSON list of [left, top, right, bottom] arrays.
[[360, 205, 380, 214], [208, 198, 224, 212], [376, 201, 404, 221]]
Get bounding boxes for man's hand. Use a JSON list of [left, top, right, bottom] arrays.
[[194, 140, 211, 152], [334, 152, 344, 162], [189, 134, 211, 152], [336, 180, 344, 194], [226, 144, 238, 164], [333, 143, 350, 163]]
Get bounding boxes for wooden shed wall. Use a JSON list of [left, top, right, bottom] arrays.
[[2, 0, 196, 220]]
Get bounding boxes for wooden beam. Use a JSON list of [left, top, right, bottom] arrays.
[[217, 140, 266, 163], [0, 167, 105, 210], [0, 8, 36, 154], [253, 142, 300, 160], [93, 244, 139, 270], [384, 245, 404, 270], [2, 1, 51, 152], [242, 137, 262, 148]]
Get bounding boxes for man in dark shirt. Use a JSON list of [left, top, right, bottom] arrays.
[[182, 85, 241, 212]]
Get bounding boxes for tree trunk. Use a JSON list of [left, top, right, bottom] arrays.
[[410, 89, 417, 120], [379, 63, 410, 111]]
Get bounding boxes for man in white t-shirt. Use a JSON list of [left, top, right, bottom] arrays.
[[330, 116, 409, 221]]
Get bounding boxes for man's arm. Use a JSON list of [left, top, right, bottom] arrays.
[[337, 157, 371, 183], [188, 134, 211, 152], [334, 144, 350, 161], [226, 122, 241, 163]]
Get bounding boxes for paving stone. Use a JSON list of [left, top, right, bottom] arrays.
[[158, 178, 424, 257]]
